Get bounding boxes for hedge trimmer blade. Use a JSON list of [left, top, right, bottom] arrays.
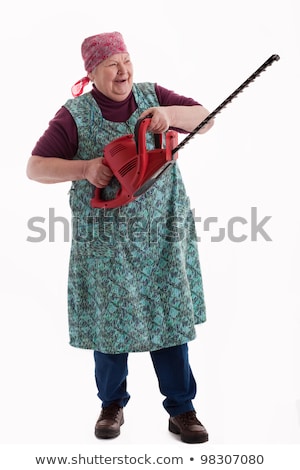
[[172, 54, 280, 155]]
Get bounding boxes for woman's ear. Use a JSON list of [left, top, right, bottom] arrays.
[[87, 72, 94, 82]]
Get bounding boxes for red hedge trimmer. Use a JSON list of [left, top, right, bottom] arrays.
[[91, 54, 280, 209]]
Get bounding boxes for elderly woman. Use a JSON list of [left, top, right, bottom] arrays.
[[27, 32, 214, 444]]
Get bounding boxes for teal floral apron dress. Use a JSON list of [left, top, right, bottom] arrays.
[[64, 82, 206, 354]]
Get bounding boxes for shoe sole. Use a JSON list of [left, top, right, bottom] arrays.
[[95, 428, 121, 439], [169, 419, 209, 444]]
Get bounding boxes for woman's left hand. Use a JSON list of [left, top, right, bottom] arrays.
[[138, 107, 171, 133], [139, 105, 214, 135]]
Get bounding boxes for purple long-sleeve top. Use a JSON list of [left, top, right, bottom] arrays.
[[32, 84, 200, 159]]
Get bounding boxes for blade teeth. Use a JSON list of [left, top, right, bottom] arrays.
[[172, 55, 279, 155]]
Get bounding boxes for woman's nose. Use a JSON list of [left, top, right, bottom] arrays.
[[117, 64, 126, 74]]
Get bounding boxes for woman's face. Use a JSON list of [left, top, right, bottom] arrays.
[[88, 53, 133, 101]]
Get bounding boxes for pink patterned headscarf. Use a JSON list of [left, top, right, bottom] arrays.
[[71, 32, 128, 97]]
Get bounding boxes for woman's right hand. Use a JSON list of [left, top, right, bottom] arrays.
[[83, 157, 113, 188]]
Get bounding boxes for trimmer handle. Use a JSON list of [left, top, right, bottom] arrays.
[[90, 117, 154, 209], [134, 115, 163, 153]]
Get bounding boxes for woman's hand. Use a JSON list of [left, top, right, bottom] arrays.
[[139, 105, 214, 134], [138, 107, 171, 133], [83, 157, 113, 188]]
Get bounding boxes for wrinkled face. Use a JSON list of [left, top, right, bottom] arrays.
[[88, 53, 133, 101]]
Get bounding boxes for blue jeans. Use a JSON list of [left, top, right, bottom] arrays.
[[94, 344, 196, 417]]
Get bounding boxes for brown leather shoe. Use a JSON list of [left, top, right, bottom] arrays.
[[95, 403, 124, 439], [169, 410, 208, 444]]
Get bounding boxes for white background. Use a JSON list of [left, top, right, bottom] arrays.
[[0, 0, 299, 460]]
